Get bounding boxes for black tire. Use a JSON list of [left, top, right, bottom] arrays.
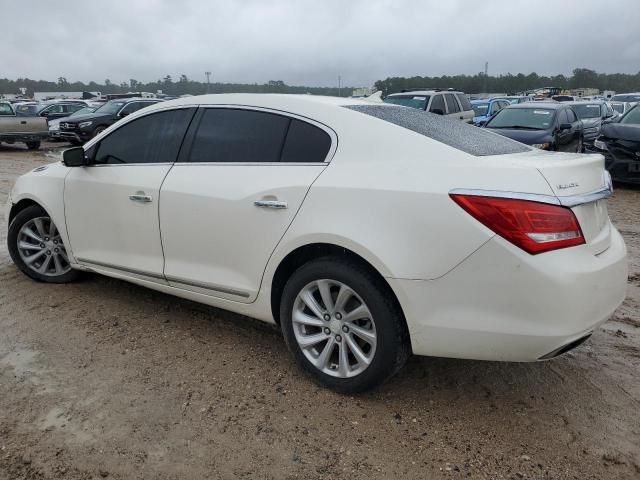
[[280, 257, 410, 393], [92, 126, 107, 138], [8, 205, 80, 283], [577, 136, 584, 153], [25, 141, 40, 150]]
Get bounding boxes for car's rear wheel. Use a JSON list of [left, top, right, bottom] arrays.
[[8, 205, 79, 283], [280, 257, 410, 393]]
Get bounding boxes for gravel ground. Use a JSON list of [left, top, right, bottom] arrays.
[[1, 142, 639, 480]]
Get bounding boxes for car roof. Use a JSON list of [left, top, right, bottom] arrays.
[[566, 100, 606, 105], [387, 90, 462, 96], [506, 101, 565, 110]]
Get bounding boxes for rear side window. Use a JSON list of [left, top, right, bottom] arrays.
[[429, 94, 446, 113], [0, 103, 13, 115], [345, 104, 530, 156], [445, 94, 460, 113], [456, 93, 472, 111], [190, 109, 289, 163], [281, 119, 332, 163], [95, 108, 194, 164]]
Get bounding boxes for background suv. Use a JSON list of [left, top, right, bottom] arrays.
[[384, 89, 474, 123]]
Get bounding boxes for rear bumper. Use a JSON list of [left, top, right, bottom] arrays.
[[390, 226, 628, 361]]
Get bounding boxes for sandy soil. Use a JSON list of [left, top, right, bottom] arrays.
[[0, 142, 639, 479]]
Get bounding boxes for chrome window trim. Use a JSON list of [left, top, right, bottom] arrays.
[[449, 185, 613, 208], [196, 104, 338, 164]]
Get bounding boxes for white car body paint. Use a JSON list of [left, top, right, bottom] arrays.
[[7, 94, 627, 362]]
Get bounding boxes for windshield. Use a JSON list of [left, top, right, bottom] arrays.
[[70, 107, 96, 117], [486, 108, 556, 130], [472, 103, 489, 116], [571, 104, 601, 119], [95, 101, 126, 114], [611, 94, 640, 102], [383, 95, 429, 110], [620, 106, 640, 125]]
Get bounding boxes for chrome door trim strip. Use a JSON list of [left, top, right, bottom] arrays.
[[449, 186, 613, 208], [164, 275, 250, 298], [76, 257, 251, 299], [76, 257, 165, 280]]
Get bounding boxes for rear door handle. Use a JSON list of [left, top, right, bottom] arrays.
[[129, 191, 153, 203], [254, 200, 288, 209]]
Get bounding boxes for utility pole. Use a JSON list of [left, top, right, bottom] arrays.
[[338, 75, 342, 97], [483, 62, 488, 94], [205, 71, 211, 93]]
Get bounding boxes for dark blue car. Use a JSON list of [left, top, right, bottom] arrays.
[[484, 102, 584, 152]]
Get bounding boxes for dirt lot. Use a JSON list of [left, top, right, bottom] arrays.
[[0, 141, 639, 480]]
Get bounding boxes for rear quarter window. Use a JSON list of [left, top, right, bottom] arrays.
[[344, 104, 530, 156], [456, 93, 472, 111]]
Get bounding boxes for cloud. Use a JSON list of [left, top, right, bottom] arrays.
[[3, 0, 639, 87]]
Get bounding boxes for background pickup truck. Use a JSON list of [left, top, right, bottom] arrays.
[[0, 101, 49, 150]]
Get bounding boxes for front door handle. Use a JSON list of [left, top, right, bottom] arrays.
[[254, 200, 288, 209], [129, 191, 153, 203]]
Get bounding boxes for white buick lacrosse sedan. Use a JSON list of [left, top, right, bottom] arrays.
[[6, 94, 627, 392]]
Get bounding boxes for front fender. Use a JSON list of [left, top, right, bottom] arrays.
[[9, 162, 75, 262]]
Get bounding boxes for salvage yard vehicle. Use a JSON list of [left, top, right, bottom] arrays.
[[0, 101, 48, 150], [593, 105, 640, 185], [6, 94, 627, 392], [37, 101, 88, 121], [484, 102, 584, 152], [59, 98, 161, 144], [383, 89, 474, 123], [48, 106, 98, 141], [568, 100, 616, 149], [470, 98, 511, 126]]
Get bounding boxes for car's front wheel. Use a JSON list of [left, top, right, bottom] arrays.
[[25, 141, 40, 150], [280, 257, 410, 393], [8, 205, 79, 283]]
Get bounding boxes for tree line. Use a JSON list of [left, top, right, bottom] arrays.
[[2, 68, 640, 98], [0, 76, 354, 97], [374, 68, 640, 95]]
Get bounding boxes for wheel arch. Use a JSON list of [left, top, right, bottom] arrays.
[[8, 198, 45, 225], [269, 242, 409, 337]]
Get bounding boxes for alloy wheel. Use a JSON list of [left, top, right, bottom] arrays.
[[16, 216, 71, 277], [292, 279, 377, 378]]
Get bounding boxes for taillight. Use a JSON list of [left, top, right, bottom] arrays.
[[450, 194, 585, 254]]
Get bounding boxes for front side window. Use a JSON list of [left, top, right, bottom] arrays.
[[0, 103, 13, 115], [620, 106, 640, 125], [566, 109, 577, 123], [64, 104, 84, 113], [444, 94, 460, 113], [429, 94, 446, 114], [95, 101, 126, 115], [94, 108, 194, 165], [558, 110, 570, 125]]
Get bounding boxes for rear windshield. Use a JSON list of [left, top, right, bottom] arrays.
[[383, 95, 429, 110], [571, 104, 602, 119], [345, 104, 530, 156]]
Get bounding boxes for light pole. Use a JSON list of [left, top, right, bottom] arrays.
[[338, 75, 342, 97], [205, 71, 211, 93]]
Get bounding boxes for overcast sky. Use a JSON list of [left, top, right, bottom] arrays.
[[3, 0, 639, 87]]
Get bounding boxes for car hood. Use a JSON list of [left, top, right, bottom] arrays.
[[483, 127, 551, 145], [600, 123, 640, 142], [62, 112, 114, 123]]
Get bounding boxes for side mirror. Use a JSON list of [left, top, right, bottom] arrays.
[[119, 111, 130, 117], [478, 120, 487, 127], [559, 123, 572, 131], [431, 108, 444, 115], [40, 111, 49, 117], [62, 147, 86, 167]]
